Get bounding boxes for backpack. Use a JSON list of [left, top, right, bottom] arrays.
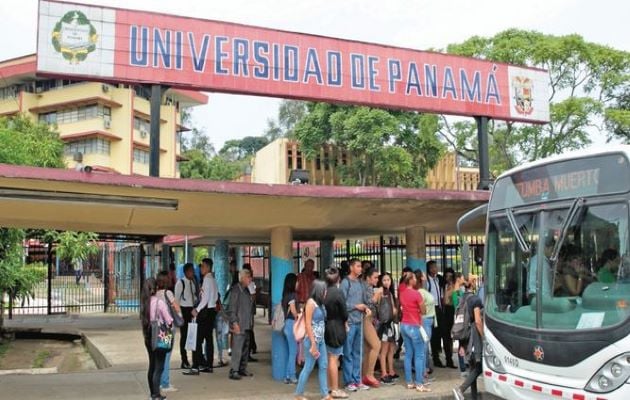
[[271, 303, 285, 332], [451, 292, 473, 341], [293, 311, 306, 341]]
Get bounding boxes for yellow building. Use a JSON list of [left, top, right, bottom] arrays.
[[0, 55, 207, 178], [251, 138, 480, 190]]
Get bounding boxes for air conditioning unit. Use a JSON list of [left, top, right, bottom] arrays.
[[101, 84, 110, 93], [140, 129, 148, 138], [103, 119, 111, 129], [35, 87, 43, 94]]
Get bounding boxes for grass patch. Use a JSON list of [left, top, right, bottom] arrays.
[[32, 350, 51, 368], [0, 341, 10, 366]]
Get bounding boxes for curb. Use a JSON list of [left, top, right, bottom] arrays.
[[0, 367, 58, 375], [82, 334, 112, 369]]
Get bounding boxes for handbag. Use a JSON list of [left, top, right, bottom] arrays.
[[166, 294, 184, 327], [293, 311, 306, 341], [150, 298, 174, 352]]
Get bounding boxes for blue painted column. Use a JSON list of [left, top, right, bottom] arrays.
[[320, 238, 334, 270], [214, 240, 229, 301], [406, 225, 427, 273], [271, 226, 293, 381]]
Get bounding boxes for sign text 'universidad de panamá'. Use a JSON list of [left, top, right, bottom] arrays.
[[37, 0, 550, 123]]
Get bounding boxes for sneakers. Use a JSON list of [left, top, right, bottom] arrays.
[[452, 387, 465, 400], [357, 383, 370, 390], [284, 377, 298, 384], [228, 371, 241, 380], [345, 383, 358, 392], [182, 368, 199, 376], [161, 385, 178, 392]]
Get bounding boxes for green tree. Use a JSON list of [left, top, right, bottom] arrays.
[[442, 30, 630, 174], [179, 149, 242, 181], [53, 231, 99, 266], [294, 104, 444, 187], [264, 100, 308, 141], [220, 136, 269, 161], [0, 115, 64, 332]]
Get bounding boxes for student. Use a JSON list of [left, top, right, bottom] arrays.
[[341, 258, 371, 392], [324, 267, 349, 399], [376, 272, 398, 385], [174, 263, 198, 370], [361, 267, 382, 388], [399, 272, 430, 393], [282, 273, 299, 384], [416, 270, 436, 383], [156, 271, 181, 393], [295, 280, 332, 400], [141, 278, 173, 400], [452, 279, 484, 400]]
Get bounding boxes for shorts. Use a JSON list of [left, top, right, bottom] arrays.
[[379, 322, 396, 342], [327, 345, 343, 356]]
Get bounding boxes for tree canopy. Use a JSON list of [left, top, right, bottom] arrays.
[[294, 103, 445, 187], [442, 29, 630, 174]]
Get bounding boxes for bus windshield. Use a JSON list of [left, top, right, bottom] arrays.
[[486, 201, 630, 330]]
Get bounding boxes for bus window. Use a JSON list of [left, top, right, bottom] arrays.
[[542, 202, 630, 330], [486, 213, 538, 328]]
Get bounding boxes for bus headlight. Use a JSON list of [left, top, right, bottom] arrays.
[[484, 341, 506, 373], [586, 353, 630, 393]]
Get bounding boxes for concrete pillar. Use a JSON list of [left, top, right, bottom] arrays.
[[320, 238, 334, 271], [406, 225, 427, 272], [214, 240, 229, 300], [185, 242, 194, 263], [270, 226, 293, 381], [161, 244, 171, 270]]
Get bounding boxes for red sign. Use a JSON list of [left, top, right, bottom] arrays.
[[37, 0, 549, 123]]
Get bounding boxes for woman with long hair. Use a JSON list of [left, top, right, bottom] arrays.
[[415, 270, 436, 383], [141, 278, 174, 400], [282, 273, 299, 384], [398, 271, 430, 393], [361, 266, 382, 388], [376, 272, 398, 385], [295, 280, 332, 400], [324, 267, 349, 399], [155, 271, 180, 393]]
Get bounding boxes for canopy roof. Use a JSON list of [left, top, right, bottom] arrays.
[[0, 165, 489, 242]]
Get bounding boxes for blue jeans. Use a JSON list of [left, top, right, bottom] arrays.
[[423, 317, 434, 373], [160, 330, 175, 388], [401, 323, 425, 385], [342, 323, 362, 386], [295, 337, 328, 396], [283, 318, 298, 380]]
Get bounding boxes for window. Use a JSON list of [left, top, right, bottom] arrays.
[[0, 85, 19, 100], [487, 202, 630, 331], [39, 104, 111, 125], [133, 148, 150, 164], [133, 117, 150, 133], [64, 138, 111, 156]]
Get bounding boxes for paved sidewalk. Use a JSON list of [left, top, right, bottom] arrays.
[[3, 312, 492, 400]]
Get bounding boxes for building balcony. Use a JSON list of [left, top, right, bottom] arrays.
[[133, 162, 149, 176], [0, 97, 19, 116], [29, 82, 122, 113], [64, 153, 112, 170], [57, 118, 123, 141]]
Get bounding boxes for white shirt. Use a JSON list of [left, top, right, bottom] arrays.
[[428, 275, 441, 308], [175, 278, 197, 307], [196, 273, 219, 312]]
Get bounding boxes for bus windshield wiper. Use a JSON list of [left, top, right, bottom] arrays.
[[550, 197, 585, 264], [506, 208, 530, 254]]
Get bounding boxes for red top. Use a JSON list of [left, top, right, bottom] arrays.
[[399, 286, 423, 325]]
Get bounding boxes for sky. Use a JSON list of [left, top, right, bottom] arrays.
[[1, 0, 628, 149]]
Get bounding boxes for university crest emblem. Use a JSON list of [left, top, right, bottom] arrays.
[[512, 76, 534, 115], [51, 10, 98, 64]]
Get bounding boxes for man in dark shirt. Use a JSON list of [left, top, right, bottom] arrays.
[[452, 282, 484, 400]]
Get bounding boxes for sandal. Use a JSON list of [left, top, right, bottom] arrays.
[[330, 390, 349, 399], [415, 384, 432, 392]]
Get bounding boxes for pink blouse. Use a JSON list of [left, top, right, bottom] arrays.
[[150, 295, 173, 325]]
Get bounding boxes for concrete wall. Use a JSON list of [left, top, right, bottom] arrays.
[[251, 138, 288, 184]]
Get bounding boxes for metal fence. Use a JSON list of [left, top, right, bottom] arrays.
[[5, 242, 143, 318]]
